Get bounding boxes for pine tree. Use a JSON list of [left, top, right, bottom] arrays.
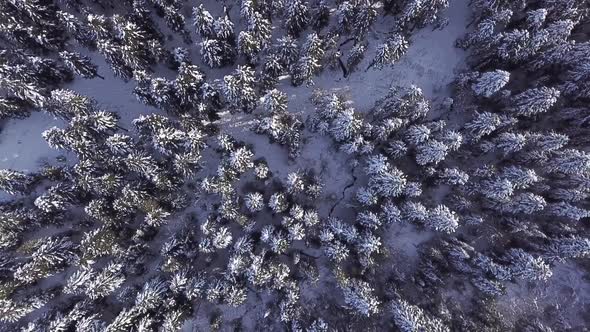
[[45, 89, 95, 120], [200, 39, 224, 68], [357, 211, 383, 230], [86, 262, 126, 299], [59, 51, 103, 79], [65, 266, 95, 295], [291, 33, 324, 86], [390, 298, 450, 332], [415, 139, 448, 165], [526, 9, 547, 30], [262, 89, 288, 114], [284, 0, 309, 36], [347, 42, 367, 73], [547, 237, 590, 259], [269, 192, 289, 213], [0, 169, 32, 194], [105, 308, 139, 332], [480, 178, 514, 201], [238, 31, 261, 63], [14, 237, 79, 283], [370, 34, 409, 70], [404, 124, 431, 145], [0, 295, 48, 323], [229, 146, 254, 173], [253, 106, 302, 158], [213, 13, 234, 41], [0, 77, 47, 107], [492, 132, 527, 155], [471, 70, 510, 97], [439, 168, 469, 186], [501, 192, 546, 215], [546, 149, 590, 175], [401, 201, 428, 224], [80, 226, 119, 263], [330, 108, 363, 142], [222, 65, 258, 112], [135, 278, 168, 313], [0, 96, 29, 119], [254, 161, 270, 179], [399, 0, 424, 28], [356, 186, 378, 206], [174, 63, 205, 107], [500, 166, 539, 189], [212, 226, 233, 249], [425, 205, 459, 233], [350, 0, 378, 40], [96, 40, 133, 80], [368, 156, 407, 197], [340, 278, 380, 317], [192, 4, 214, 38], [245, 192, 264, 212], [507, 86, 560, 117], [34, 185, 73, 213], [506, 249, 552, 282], [464, 112, 504, 140], [471, 276, 505, 296], [274, 35, 299, 68], [547, 202, 590, 221]]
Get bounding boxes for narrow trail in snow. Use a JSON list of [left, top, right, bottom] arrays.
[[329, 165, 358, 217]]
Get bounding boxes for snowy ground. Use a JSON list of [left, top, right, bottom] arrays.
[[0, 112, 65, 171]]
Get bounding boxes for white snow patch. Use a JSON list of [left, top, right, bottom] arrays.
[[0, 112, 65, 171]]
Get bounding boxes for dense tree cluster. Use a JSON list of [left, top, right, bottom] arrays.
[[0, 0, 589, 330]]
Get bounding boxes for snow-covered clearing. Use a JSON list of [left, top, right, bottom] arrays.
[[0, 112, 64, 171]]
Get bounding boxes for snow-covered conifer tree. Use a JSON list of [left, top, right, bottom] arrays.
[[464, 112, 504, 140], [370, 34, 409, 70], [506, 249, 552, 281], [546, 149, 590, 175], [0, 169, 32, 195], [390, 298, 450, 332], [547, 237, 590, 259], [415, 139, 448, 165], [223, 65, 258, 112], [425, 205, 459, 233], [547, 202, 590, 221], [228, 147, 254, 173], [404, 124, 431, 145], [502, 192, 546, 215], [340, 278, 381, 317], [439, 168, 469, 186], [508, 86, 560, 117], [284, 0, 309, 36], [471, 70, 510, 97], [401, 201, 428, 224], [356, 187, 378, 206], [245, 192, 265, 212], [200, 39, 224, 68], [367, 163, 407, 198], [356, 211, 383, 230], [59, 51, 103, 79], [269, 192, 289, 213], [262, 89, 288, 114], [193, 4, 215, 38]]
